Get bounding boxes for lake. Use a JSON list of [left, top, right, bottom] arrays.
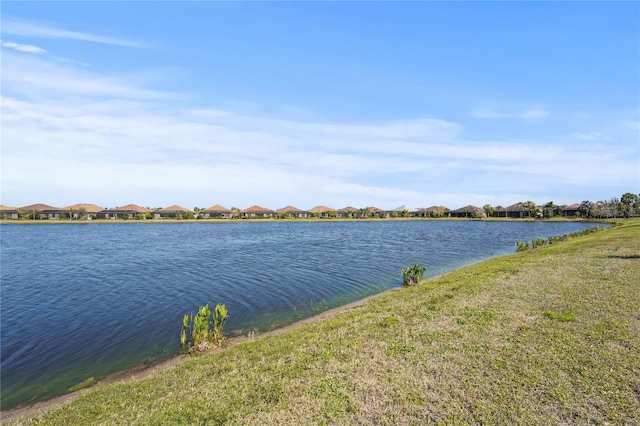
[[0, 220, 601, 410]]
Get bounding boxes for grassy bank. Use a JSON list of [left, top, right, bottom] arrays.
[[4, 221, 639, 425]]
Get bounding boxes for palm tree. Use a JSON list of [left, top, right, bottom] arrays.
[[579, 201, 594, 218], [524, 201, 538, 218]]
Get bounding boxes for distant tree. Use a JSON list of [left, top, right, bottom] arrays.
[[135, 213, 144, 220], [145, 211, 153, 220], [78, 208, 87, 220], [69, 208, 77, 220], [483, 204, 495, 218], [579, 201, 594, 219], [230, 207, 240, 219], [184, 210, 195, 220], [542, 201, 561, 219], [122, 212, 130, 220], [620, 193, 639, 218], [59, 212, 68, 220], [608, 197, 621, 218], [402, 209, 410, 218]]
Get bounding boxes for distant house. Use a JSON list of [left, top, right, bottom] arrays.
[[449, 205, 485, 218], [199, 204, 232, 219], [0, 205, 19, 220], [98, 204, 150, 220], [412, 208, 428, 218], [387, 205, 410, 218], [275, 206, 309, 218], [19, 204, 60, 220], [412, 206, 448, 218], [240, 205, 274, 218], [337, 206, 358, 218], [153, 204, 189, 219], [308, 206, 336, 218], [60, 203, 103, 220], [563, 203, 581, 217], [367, 207, 386, 218], [495, 202, 527, 218]]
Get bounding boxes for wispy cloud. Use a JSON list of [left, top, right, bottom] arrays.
[[2, 50, 177, 99], [1, 41, 46, 54], [1, 17, 148, 48]]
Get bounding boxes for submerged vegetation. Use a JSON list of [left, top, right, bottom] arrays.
[[4, 220, 639, 424]]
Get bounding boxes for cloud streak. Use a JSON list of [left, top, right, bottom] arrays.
[[1, 17, 148, 48], [1, 41, 46, 54]]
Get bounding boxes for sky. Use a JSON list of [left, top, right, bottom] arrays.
[[1, 2, 639, 211]]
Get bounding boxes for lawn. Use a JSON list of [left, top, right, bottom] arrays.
[[4, 220, 639, 425]]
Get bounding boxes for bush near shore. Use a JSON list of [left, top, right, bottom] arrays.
[[4, 220, 639, 425]]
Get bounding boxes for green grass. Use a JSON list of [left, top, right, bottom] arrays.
[[4, 220, 640, 425]]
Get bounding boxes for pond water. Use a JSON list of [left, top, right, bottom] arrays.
[[0, 220, 600, 410]]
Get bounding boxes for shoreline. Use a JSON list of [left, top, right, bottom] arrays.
[[0, 286, 406, 422], [0, 217, 593, 226]]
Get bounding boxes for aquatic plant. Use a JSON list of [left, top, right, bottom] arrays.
[[192, 304, 211, 349], [401, 264, 425, 286], [213, 303, 228, 341], [180, 314, 189, 347], [530, 238, 547, 249], [68, 377, 95, 392], [181, 303, 228, 353], [518, 226, 605, 251]]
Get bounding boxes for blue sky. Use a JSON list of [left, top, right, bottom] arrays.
[[2, 2, 638, 210]]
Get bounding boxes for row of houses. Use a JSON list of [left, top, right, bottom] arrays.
[[0, 202, 583, 220]]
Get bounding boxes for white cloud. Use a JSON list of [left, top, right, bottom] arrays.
[[1, 17, 148, 48], [1, 41, 46, 54], [4, 87, 635, 209]]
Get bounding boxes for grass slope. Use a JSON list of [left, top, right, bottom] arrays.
[[5, 221, 640, 425]]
